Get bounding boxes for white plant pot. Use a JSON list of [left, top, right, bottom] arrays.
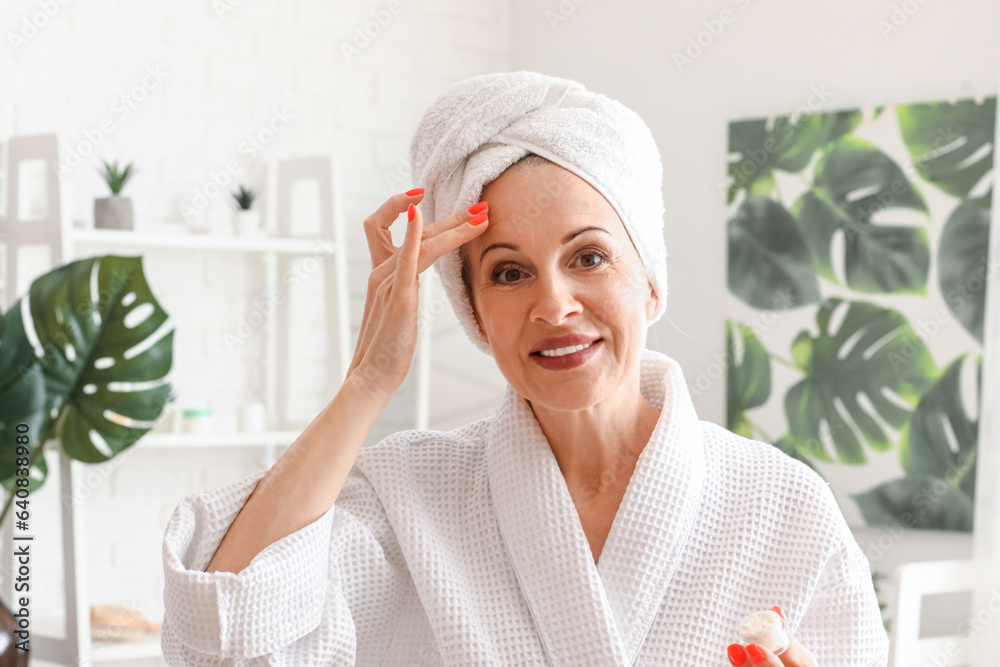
[[234, 210, 261, 237], [94, 196, 134, 230]]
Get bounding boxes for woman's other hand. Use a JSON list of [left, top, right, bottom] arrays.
[[346, 189, 490, 399], [726, 606, 817, 667]]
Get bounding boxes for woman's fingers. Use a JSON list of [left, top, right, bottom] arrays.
[[416, 203, 490, 274], [393, 202, 424, 289], [727, 643, 783, 666], [363, 191, 424, 269]]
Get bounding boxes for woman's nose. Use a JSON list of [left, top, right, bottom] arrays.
[[528, 272, 583, 325]]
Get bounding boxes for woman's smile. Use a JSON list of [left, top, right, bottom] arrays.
[[530, 338, 603, 370]]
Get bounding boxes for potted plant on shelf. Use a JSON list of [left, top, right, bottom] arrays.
[[0, 255, 175, 652], [231, 184, 261, 237], [94, 159, 137, 230]]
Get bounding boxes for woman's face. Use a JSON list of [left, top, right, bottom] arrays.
[[464, 161, 657, 411]]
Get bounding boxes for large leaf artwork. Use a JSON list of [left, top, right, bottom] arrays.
[[784, 298, 937, 464], [724, 94, 993, 533], [792, 136, 930, 295]]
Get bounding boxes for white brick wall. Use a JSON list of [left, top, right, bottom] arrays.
[[5, 0, 511, 657]]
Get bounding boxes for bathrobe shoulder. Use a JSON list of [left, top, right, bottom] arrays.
[[161, 349, 889, 666]]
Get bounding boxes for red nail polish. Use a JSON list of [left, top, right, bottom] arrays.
[[746, 644, 765, 664], [727, 644, 746, 665], [468, 211, 488, 226], [771, 606, 784, 619], [407, 203, 415, 222], [467, 200, 488, 215], [405, 188, 424, 196]]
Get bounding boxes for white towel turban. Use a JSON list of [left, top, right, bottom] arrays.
[[409, 70, 668, 357]]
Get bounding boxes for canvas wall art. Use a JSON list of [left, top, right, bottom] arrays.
[[724, 94, 995, 532]]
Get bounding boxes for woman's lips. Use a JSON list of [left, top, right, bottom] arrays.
[[530, 339, 602, 370]]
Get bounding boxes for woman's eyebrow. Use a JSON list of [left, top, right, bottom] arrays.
[[478, 226, 610, 264]]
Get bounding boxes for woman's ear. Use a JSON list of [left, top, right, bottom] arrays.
[[645, 282, 657, 321]]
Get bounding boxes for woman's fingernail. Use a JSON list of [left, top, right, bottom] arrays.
[[405, 188, 424, 196], [771, 605, 784, 620], [407, 203, 415, 222], [746, 644, 765, 665], [727, 644, 746, 665], [468, 211, 488, 226], [467, 200, 488, 215]]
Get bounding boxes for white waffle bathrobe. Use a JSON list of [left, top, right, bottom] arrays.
[[161, 349, 889, 666]]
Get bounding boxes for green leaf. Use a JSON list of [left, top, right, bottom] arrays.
[[793, 136, 930, 294], [938, 200, 992, 343], [727, 112, 857, 203], [853, 475, 974, 531], [726, 320, 773, 433], [784, 298, 938, 464], [727, 196, 821, 310], [896, 97, 996, 206], [19, 255, 174, 463], [900, 356, 980, 500], [0, 303, 49, 494]]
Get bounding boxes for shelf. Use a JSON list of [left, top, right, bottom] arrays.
[[39, 430, 300, 450], [139, 430, 301, 448], [71, 228, 336, 255], [91, 634, 163, 661]]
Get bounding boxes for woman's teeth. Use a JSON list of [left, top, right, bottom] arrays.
[[538, 340, 597, 357]]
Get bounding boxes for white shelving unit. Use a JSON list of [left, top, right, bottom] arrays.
[[0, 134, 352, 665]]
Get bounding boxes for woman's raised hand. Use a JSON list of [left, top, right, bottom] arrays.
[[346, 188, 491, 399], [727, 607, 817, 667]]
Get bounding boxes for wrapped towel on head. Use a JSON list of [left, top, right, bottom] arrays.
[[408, 70, 668, 357]]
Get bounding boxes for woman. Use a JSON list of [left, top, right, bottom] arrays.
[[161, 72, 889, 666]]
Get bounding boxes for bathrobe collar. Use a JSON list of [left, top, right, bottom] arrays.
[[486, 348, 707, 665]]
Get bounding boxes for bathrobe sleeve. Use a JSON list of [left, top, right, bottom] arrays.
[[160, 461, 409, 665], [792, 479, 890, 667]]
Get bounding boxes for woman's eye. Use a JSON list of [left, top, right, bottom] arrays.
[[491, 251, 607, 284], [493, 267, 522, 284]]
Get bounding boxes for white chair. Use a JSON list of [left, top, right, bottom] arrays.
[[889, 559, 976, 667]]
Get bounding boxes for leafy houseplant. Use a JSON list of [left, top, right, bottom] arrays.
[[231, 184, 261, 237], [0, 255, 174, 527], [94, 159, 137, 230]]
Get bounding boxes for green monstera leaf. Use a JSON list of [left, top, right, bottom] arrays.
[[900, 356, 980, 501], [7, 255, 174, 466], [897, 96, 996, 208], [727, 110, 863, 203], [793, 136, 930, 294], [0, 302, 49, 494], [853, 475, 974, 531], [939, 200, 992, 344], [727, 196, 821, 310], [725, 320, 772, 438], [784, 298, 938, 464]]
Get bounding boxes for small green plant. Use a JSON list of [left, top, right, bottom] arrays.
[[231, 185, 257, 211], [97, 159, 136, 195]]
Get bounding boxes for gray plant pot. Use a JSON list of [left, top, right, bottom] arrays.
[[94, 196, 134, 230]]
